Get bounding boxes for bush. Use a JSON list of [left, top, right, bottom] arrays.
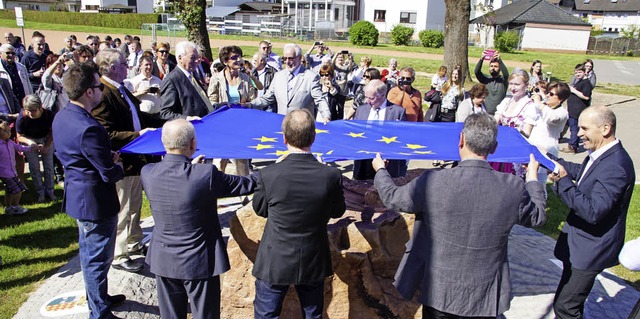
[[390, 25, 414, 46], [494, 30, 520, 53], [349, 20, 379, 46], [419, 29, 444, 48], [0, 10, 160, 30]]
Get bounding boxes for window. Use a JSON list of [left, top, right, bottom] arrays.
[[374, 10, 386, 22], [335, 8, 340, 21], [400, 11, 417, 24]]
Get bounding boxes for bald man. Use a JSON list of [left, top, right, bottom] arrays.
[[548, 106, 635, 319]]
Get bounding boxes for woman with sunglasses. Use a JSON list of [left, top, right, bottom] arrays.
[[346, 67, 381, 120], [152, 42, 175, 80], [207, 45, 259, 176], [319, 64, 341, 120], [528, 81, 570, 194]]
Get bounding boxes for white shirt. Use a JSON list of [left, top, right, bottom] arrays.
[[124, 74, 162, 114], [528, 103, 569, 157], [367, 103, 387, 121], [578, 139, 620, 185]]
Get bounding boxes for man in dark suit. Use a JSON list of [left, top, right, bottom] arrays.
[[252, 109, 346, 318], [92, 48, 162, 273], [549, 106, 635, 319], [159, 41, 213, 121], [52, 62, 125, 319], [248, 43, 330, 122], [373, 113, 547, 319], [141, 119, 257, 319], [352, 79, 407, 180]]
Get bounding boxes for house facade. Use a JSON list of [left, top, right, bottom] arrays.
[[560, 0, 640, 35], [359, 0, 445, 34]]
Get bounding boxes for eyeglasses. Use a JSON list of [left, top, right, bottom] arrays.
[[547, 91, 557, 97], [157, 50, 168, 54], [400, 77, 413, 82], [88, 83, 104, 91], [365, 94, 379, 101], [363, 75, 371, 79], [3, 52, 14, 55], [229, 55, 241, 61], [319, 73, 330, 77], [282, 56, 298, 61]]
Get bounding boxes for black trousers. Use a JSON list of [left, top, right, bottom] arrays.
[[553, 263, 600, 319], [156, 275, 220, 319], [422, 306, 496, 319]]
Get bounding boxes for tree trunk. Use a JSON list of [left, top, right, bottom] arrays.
[[175, 0, 213, 61], [444, 0, 471, 84]]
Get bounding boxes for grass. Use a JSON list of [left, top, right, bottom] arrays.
[[0, 177, 152, 319]]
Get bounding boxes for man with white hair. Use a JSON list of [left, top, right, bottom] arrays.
[[160, 41, 213, 120], [141, 119, 257, 319], [247, 43, 330, 122], [0, 44, 32, 103]]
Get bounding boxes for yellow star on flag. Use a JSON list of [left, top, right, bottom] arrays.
[[316, 129, 329, 134], [413, 150, 434, 155], [357, 150, 377, 154], [253, 136, 278, 143], [404, 143, 427, 150], [377, 136, 400, 144], [346, 132, 366, 138], [249, 144, 274, 150], [326, 150, 334, 155]]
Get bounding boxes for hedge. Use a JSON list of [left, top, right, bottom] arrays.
[[349, 20, 379, 46], [390, 25, 414, 46], [0, 10, 161, 30]]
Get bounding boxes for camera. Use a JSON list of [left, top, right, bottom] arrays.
[[534, 87, 540, 93], [397, 77, 413, 86], [314, 41, 322, 46], [149, 87, 159, 94], [341, 50, 349, 55], [240, 65, 246, 73]]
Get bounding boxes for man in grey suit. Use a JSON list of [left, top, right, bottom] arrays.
[[352, 79, 407, 180], [141, 119, 257, 319], [247, 43, 330, 123], [373, 113, 547, 319]]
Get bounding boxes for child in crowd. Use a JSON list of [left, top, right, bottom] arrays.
[[431, 65, 448, 91], [0, 121, 35, 215]]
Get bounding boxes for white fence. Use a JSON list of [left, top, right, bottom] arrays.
[[209, 19, 283, 37]]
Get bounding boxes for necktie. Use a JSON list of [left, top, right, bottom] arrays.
[[374, 108, 380, 121], [287, 72, 295, 100], [190, 75, 214, 113], [118, 85, 142, 131]]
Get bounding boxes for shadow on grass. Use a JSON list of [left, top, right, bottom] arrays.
[[1, 226, 77, 249], [0, 249, 78, 290]]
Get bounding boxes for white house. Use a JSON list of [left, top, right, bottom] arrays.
[[80, 0, 153, 13], [560, 0, 640, 35], [359, 0, 445, 34], [471, 0, 592, 53]]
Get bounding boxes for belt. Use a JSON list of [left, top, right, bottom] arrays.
[[441, 108, 455, 114]]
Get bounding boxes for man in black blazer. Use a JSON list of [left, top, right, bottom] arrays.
[[252, 109, 346, 318], [159, 41, 213, 121], [373, 113, 546, 318], [549, 106, 635, 319], [141, 119, 257, 319], [352, 79, 407, 180]]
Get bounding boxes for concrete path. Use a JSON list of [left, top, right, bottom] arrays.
[[12, 92, 640, 318], [593, 59, 640, 86]]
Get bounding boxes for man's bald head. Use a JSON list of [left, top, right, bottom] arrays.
[[162, 119, 196, 152], [282, 109, 316, 149], [581, 106, 616, 135]]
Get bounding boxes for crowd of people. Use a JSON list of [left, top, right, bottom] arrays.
[[0, 30, 637, 319]]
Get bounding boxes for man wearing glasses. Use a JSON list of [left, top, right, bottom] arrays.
[[352, 79, 407, 180], [258, 40, 281, 71], [92, 49, 161, 274], [248, 43, 330, 123], [52, 62, 127, 319], [387, 67, 423, 122], [0, 44, 32, 103]]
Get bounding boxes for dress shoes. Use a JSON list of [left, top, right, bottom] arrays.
[[108, 294, 126, 307], [560, 146, 577, 154], [112, 259, 143, 273]]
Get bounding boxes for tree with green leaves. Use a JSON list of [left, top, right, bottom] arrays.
[[169, 0, 213, 61]]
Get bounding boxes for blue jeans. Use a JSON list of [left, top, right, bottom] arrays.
[[254, 279, 324, 319], [77, 216, 117, 319], [568, 117, 580, 150]]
